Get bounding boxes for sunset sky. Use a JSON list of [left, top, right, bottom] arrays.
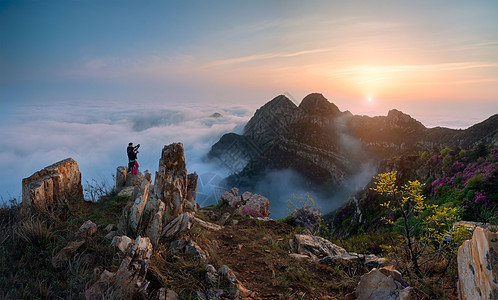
[[1, 0, 497, 118]]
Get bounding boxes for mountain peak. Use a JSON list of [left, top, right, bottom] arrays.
[[299, 93, 341, 116], [261, 94, 297, 111], [387, 109, 425, 128]]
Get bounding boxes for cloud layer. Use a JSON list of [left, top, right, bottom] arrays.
[[0, 101, 252, 205]]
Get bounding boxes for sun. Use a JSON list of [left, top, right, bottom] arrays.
[[368, 97, 372, 102]]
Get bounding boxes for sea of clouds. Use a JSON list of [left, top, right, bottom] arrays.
[[0, 100, 252, 207], [1, 99, 492, 218]]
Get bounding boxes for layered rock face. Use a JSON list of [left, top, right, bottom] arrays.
[[458, 227, 498, 300], [209, 93, 498, 190], [22, 158, 83, 214], [117, 143, 198, 246]]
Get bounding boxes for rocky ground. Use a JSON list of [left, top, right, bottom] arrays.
[[1, 142, 497, 299]]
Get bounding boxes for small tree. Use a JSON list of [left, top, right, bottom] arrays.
[[371, 171, 426, 277], [372, 171, 469, 281]]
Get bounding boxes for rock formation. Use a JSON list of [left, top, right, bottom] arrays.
[[117, 143, 199, 247], [291, 234, 386, 269], [86, 236, 153, 299], [458, 226, 498, 300], [353, 266, 418, 300], [21, 158, 83, 215], [219, 187, 270, 218], [292, 206, 321, 235]]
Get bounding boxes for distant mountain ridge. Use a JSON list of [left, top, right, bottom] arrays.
[[208, 93, 497, 190]]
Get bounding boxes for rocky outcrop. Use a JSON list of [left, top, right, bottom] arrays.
[[219, 187, 270, 218], [292, 206, 321, 235], [115, 166, 144, 195], [117, 143, 198, 246], [86, 236, 153, 299], [21, 158, 83, 214], [52, 240, 85, 269], [457, 226, 498, 300], [291, 234, 386, 269], [77, 220, 97, 237], [354, 266, 418, 300]]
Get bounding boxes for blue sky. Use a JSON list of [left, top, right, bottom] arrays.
[[1, 0, 498, 112]]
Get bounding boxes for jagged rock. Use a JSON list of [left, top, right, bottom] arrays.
[[116, 166, 127, 192], [195, 217, 223, 231], [117, 173, 152, 236], [458, 226, 498, 300], [206, 289, 224, 300], [104, 224, 116, 232], [240, 191, 270, 217], [170, 238, 188, 253], [292, 206, 322, 235], [218, 212, 231, 225], [115, 143, 199, 246], [52, 240, 85, 268], [118, 186, 135, 197], [162, 212, 195, 239], [21, 158, 83, 215], [111, 235, 134, 254], [186, 173, 198, 211], [355, 266, 417, 300], [218, 265, 252, 298], [112, 236, 152, 298], [154, 143, 190, 224], [77, 220, 97, 237], [185, 240, 209, 262], [104, 231, 118, 242], [205, 264, 218, 285], [219, 188, 270, 218], [219, 187, 239, 206], [292, 234, 386, 268], [145, 196, 166, 247], [86, 236, 153, 299]]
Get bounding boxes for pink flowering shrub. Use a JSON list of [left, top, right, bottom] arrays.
[[240, 206, 264, 218]]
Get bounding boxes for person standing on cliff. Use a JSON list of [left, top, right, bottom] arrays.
[[127, 142, 140, 175]]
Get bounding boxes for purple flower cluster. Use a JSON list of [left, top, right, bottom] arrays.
[[464, 192, 490, 208], [240, 206, 264, 218], [430, 155, 496, 192]]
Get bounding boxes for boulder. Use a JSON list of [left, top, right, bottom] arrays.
[[217, 265, 252, 298], [185, 240, 209, 262], [111, 235, 134, 254], [291, 206, 321, 235], [52, 240, 85, 268], [219, 188, 239, 206], [355, 266, 417, 300], [22, 158, 83, 215], [458, 226, 498, 300], [292, 234, 386, 268], [77, 220, 97, 237], [219, 187, 270, 218], [162, 212, 195, 239], [205, 264, 218, 285], [195, 217, 223, 231], [206, 289, 224, 300]]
